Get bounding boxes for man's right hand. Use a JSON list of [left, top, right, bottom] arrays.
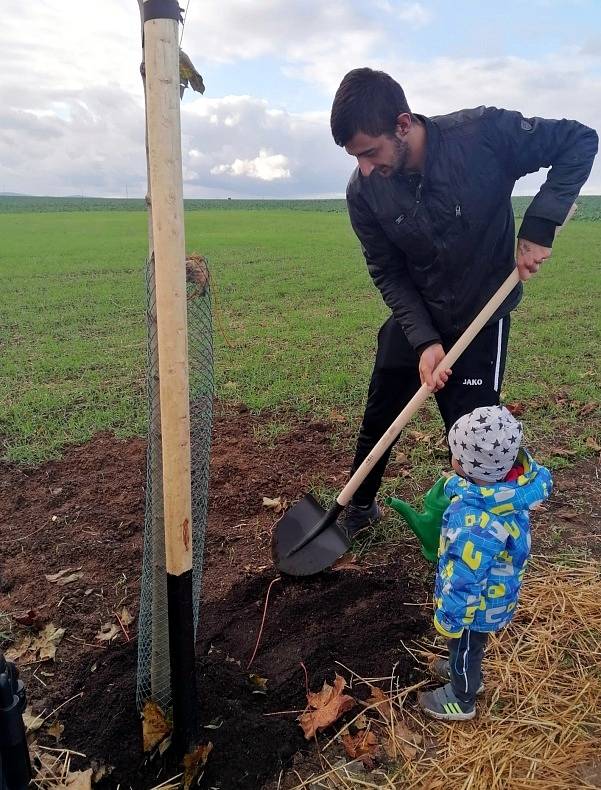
[[419, 343, 452, 392]]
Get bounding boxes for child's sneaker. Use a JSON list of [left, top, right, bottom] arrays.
[[429, 658, 484, 694], [418, 683, 476, 721]]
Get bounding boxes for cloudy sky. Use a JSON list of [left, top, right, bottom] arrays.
[[2, 0, 600, 198]]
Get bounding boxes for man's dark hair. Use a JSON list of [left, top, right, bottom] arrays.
[[330, 67, 412, 147]]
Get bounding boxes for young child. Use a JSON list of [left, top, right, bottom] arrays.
[[418, 405, 552, 721]]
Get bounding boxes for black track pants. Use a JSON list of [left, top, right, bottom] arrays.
[[448, 630, 489, 705], [349, 315, 510, 507]]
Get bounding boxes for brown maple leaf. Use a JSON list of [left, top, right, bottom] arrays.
[[366, 686, 393, 721], [183, 743, 213, 789], [142, 701, 171, 752], [341, 730, 380, 769], [298, 674, 355, 740]]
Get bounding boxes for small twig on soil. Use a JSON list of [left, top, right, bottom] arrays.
[[263, 708, 305, 717], [35, 746, 87, 758], [246, 576, 281, 670], [150, 773, 183, 789], [5, 524, 48, 543], [113, 610, 130, 642], [39, 692, 84, 726], [68, 635, 107, 649], [300, 662, 310, 698]]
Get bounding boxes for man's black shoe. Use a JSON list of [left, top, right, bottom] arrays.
[[338, 500, 382, 540]]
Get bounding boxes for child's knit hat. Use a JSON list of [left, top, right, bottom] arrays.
[[448, 405, 523, 483]]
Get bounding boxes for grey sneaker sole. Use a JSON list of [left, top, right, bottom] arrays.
[[421, 705, 476, 722]]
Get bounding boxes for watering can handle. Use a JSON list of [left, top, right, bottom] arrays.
[[336, 204, 577, 507]]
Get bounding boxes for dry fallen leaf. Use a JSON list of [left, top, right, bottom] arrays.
[[249, 674, 268, 693], [383, 722, 423, 761], [35, 625, 66, 661], [331, 555, 361, 572], [585, 436, 601, 452], [298, 674, 355, 740], [22, 707, 44, 732], [329, 409, 347, 423], [8, 624, 66, 663], [142, 701, 171, 752], [91, 761, 113, 783], [506, 402, 526, 416], [5, 635, 33, 662], [407, 430, 432, 444], [354, 713, 368, 730], [183, 742, 213, 789], [262, 496, 287, 514], [579, 402, 598, 417], [365, 686, 392, 720], [47, 719, 64, 742], [95, 622, 120, 643], [13, 609, 45, 630], [119, 607, 134, 627], [44, 567, 82, 583], [341, 730, 380, 769], [32, 755, 93, 790], [56, 572, 84, 586], [66, 768, 93, 790]]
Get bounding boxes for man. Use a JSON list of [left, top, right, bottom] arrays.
[[330, 67, 597, 537]]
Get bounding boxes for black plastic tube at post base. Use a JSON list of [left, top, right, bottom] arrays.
[[167, 570, 199, 757], [0, 651, 31, 790]]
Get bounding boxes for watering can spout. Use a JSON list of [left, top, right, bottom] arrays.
[[385, 477, 450, 563]]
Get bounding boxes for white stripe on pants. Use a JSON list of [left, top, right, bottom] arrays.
[[493, 318, 504, 392]]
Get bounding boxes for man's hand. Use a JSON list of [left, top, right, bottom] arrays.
[[419, 343, 452, 392], [516, 238, 552, 281]]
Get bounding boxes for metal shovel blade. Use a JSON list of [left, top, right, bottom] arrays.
[[272, 494, 350, 576]]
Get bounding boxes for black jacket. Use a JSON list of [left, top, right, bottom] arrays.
[[346, 106, 598, 352]]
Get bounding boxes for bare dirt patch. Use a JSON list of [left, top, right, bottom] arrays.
[[0, 405, 599, 788]]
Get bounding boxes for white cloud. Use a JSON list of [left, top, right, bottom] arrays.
[[180, 96, 348, 197], [376, 1, 433, 27], [0, 1, 598, 198], [211, 149, 291, 180]]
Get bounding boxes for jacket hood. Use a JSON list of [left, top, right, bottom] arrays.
[[444, 449, 552, 514]]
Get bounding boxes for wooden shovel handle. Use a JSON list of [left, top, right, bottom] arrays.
[[337, 203, 576, 507]]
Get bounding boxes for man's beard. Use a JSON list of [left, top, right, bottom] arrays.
[[380, 136, 410, 177]]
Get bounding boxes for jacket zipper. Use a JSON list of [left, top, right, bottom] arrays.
[[412, 180, 423, 217]]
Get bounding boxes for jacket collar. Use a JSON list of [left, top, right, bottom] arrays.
[[415, 114, 440, 186]]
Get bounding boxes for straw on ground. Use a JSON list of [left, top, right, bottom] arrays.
[[291, 555, 601, 789]]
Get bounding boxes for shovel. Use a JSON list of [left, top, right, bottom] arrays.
[[272, 205, 576, 576]]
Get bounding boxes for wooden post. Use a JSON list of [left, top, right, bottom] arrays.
[[137, 0, 171, 710], [143, 0, 198, 754]]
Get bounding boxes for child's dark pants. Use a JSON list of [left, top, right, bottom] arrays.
[[448, 630, 489, 705]]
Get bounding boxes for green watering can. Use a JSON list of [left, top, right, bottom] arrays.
[[385, 477, 450, 562]]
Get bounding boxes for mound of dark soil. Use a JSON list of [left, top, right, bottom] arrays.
[[1, 403, 596, 788]]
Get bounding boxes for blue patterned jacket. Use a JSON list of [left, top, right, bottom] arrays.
[[433, 449, 552, 637]]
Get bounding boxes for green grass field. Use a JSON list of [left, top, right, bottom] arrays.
[[0, 200, 599, 465]]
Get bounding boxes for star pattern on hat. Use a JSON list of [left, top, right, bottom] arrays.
[[448, 405, 523, 483]]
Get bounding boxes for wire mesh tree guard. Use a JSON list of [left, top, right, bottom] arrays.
[[137, 254, 214, 712]]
